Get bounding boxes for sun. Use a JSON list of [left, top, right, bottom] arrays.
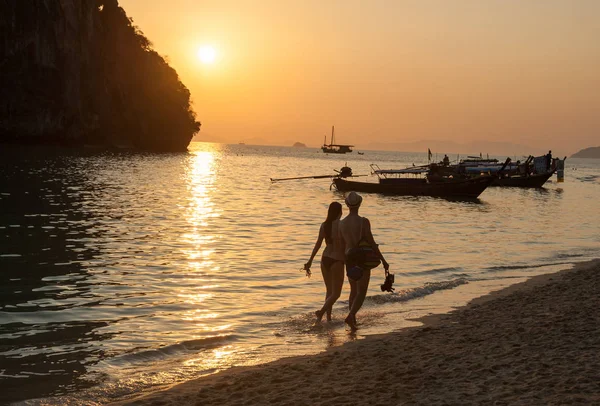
[[197, 45, 217, 64]]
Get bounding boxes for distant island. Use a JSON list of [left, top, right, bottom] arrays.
[[0, 0, 200, 152], [571, 147, 600, 159], [293, 142, 307, 148]]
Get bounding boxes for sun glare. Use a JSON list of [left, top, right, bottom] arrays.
[[197, 45, 217, 64]]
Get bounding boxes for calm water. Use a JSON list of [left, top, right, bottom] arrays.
[[1, 143, 599, 404]]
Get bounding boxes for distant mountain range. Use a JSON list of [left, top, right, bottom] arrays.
[[364, 140, 547, 157], [571, 147, 600, 159], [191, 135, 564, 157]]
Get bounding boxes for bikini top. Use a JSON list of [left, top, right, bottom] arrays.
[[323, 221, 340, 247], [323, 221, 344, 260]]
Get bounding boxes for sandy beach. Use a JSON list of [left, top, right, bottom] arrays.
[[112, 259, 600, 406]]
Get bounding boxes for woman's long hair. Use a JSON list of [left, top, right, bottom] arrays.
[[323, 202, 342, 245]]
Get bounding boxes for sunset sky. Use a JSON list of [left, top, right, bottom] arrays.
[[119, 0, 599, 155]]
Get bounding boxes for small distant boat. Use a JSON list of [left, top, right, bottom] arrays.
[[321, 126, 353, 154], [357, 151, 364, 155]]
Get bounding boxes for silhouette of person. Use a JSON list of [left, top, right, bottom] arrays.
[[443, 154, 450, 166], [546, 150, 552, 171], [304, 202, 345, 322], [338, 192, 389, 330]]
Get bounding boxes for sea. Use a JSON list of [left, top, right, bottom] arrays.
[[1, 142, 599, 405]]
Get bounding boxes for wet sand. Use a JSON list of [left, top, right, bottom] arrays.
[[113, 259, 600, 406]]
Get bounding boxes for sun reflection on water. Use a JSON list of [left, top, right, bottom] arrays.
[[179, 145, 241, 368], [177, 292, 212, 304], [182, 146, 222, 269], [183, 345, 237, 368], [181, 310, 218, 322]]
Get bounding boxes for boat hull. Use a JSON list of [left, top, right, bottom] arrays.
[[333, 176, 494, 198], [321, 147, 351, 154], [492, 170, 555, 188]]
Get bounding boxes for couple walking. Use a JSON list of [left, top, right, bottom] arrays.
[[303, 192, 389, 330]]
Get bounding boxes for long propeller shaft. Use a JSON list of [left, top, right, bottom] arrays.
[[270, 174, 335, 182], [270, 174, 368, 182]]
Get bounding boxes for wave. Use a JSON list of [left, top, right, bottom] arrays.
[[366, 278, 468, 305], [577, 174, 599, 183], [485, 261, 571, 272], [553, 252, 585, 260], [280, 279, 468, 331], [402, 267, 464, 277], [450, 273, 471, 278], [104, 335, 236, 367], [28, 336, 237, 406], [278, 279, 469, 339]]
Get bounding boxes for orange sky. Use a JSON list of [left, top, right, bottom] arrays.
[[119, 0, 599, 155]]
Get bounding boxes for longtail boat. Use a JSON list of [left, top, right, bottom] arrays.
[[444, 155, 563, 188], [331, 164, 498, 198], [493, 170, 556, 187]]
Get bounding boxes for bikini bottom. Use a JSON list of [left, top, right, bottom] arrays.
[[321, 255, 343, 270]]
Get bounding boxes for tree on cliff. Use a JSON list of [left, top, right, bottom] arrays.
[[95, 0, 200, 151], [0, 0, 200, 151]]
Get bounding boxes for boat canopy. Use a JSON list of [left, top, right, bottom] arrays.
[[463, 163, 520, 174], [373, 167, 429, 175], [464, 166, 504, 174]]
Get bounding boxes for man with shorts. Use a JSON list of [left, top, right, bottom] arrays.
[[338, 192, 389, 330]]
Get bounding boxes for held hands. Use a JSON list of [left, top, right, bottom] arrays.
[[382, 260, 390, 272]]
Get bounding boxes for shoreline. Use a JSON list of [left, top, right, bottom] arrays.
[[111, 258, 600, 405]]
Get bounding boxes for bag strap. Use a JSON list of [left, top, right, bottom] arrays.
[[356, 217, 369, 247], [350, 217, 368, 249], [359, 217, 364, 240]]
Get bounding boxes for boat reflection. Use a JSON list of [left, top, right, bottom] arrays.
[[332, 190, 484, 205]]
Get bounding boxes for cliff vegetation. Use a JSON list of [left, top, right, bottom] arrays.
[[0, 0, 200, 151]]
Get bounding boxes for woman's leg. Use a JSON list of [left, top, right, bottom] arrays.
[[317, 261, 344, 321], [321, 259, 332, 301], [346, 269, 371, 329], [316, 259, 332, 322]]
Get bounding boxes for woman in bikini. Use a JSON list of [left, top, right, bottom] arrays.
[[303, 202, 345, 322], [339, 192, 389, 330]]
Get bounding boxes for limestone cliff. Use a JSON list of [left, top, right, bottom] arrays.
[[0, 0, 200, 151]]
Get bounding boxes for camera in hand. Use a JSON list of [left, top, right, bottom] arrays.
[[380, 272, 395, 292]]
